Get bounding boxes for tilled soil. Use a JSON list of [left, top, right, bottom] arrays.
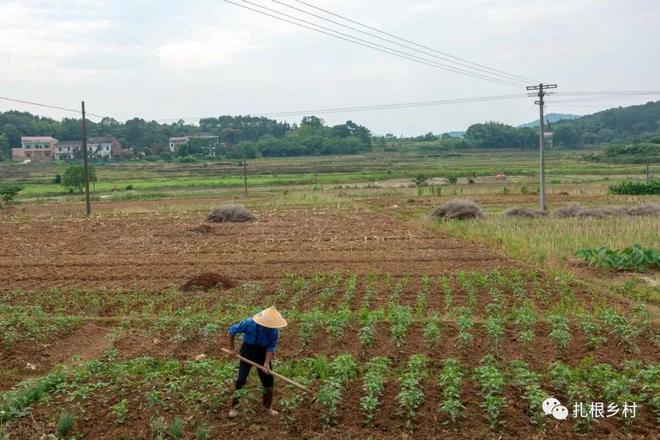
[[0, 207, 512, 291]]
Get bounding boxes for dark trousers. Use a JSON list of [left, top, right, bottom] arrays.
[[233, 343, 274, 408]]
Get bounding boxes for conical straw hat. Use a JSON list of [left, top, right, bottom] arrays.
[[253, 306, 287, 329]]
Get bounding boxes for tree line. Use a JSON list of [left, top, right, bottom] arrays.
[[0, 112, 371, 160]]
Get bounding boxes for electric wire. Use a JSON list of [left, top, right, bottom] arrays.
[[271, 0, 530, 85], [224, 0, 522, 87], [290, 0, 540, 83]]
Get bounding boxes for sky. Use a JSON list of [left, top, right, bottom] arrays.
[[1, 0, 659, 135]]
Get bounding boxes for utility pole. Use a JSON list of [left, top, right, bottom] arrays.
[[527, 83, 557, 211], [243, 158, 248, 196], [81, 101, 91, 216]]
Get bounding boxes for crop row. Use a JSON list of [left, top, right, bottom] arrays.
[[2, 355, 657, 436]]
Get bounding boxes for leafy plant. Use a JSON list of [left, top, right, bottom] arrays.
[[456, 309, 474, 349], [111, 399, 129, 425], [361, 357, 390, 425], [170, 417, 185, 440], [326, 308, 352, 342], [576, 245, 659, 272], [389, 305, 413, 348], [397, 355, 427, 430], [358, 310, 383, 347], [438, 358, 464, 424], [317, 354, 357, 426], [57, 412, 74, 437], [473, 358, 505, 430], [547, 315, 572, 352], [195, 424, 209, 440], [608, 179, 659, 195], [485, 315, 505, 352], [424, 312, 441, 346]]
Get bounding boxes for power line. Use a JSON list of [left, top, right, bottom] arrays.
[[151, 93, 529, 122], [290, 0, 539, 84], [0, 95, 105, 119], [239, 0, 523, 87], [225, 0, 522, 87], [271, 0, 530, 85], [555, 90, 660, 97]]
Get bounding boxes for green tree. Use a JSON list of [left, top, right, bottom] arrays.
[[62, 165, 97, 194], [0, 183, 23, 203]]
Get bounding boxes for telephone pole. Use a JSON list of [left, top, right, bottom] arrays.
[[243, 158, 248, 196], [81, 101, 92, 216], [527, 83, 557, 211]]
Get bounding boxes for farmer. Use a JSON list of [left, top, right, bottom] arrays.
[[226, 306, 287, 418]]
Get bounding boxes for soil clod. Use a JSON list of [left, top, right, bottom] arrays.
[[181, 272, 235, 292]]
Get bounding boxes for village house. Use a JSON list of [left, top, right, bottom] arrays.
[[11, 136, 58, 161], [13, 136, 130, 161], [168, 134, 221, 156]]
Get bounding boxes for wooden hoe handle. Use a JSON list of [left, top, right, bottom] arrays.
[[221, 348, 312, 393]]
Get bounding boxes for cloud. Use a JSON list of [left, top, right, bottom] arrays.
[[157, 29, 259, 70]]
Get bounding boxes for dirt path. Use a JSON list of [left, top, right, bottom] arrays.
[[0, 323, 113, 391]]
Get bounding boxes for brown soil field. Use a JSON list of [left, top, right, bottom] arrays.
[[0, 206, 511, 291]]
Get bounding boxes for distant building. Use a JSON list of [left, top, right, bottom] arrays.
[[168, 134, 220, 156], [12, 136, 58, 161], [13, 136, 129, 161], [54, 141, 82, 160]]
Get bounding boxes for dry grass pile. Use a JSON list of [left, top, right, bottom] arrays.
[[207, 204, 255, 223], [553, 203, 659, 219], [504, 207, 547, 218], [181, 272, 235, 292], [626, 203, 660, 216], [432, 199, 484, 220]]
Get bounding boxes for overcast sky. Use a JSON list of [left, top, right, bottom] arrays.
[[1, 0, 659, 135]]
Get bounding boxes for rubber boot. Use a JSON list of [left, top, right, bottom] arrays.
[[263, 388, 278, 416], [228, 396, 239, 418]]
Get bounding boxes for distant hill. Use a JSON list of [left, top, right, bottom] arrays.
[[550, 100, 660, 147], [443, 131, 465, 138], [518, 113, 581, 128]]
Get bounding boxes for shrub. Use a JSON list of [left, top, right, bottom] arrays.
[[609, 179, 659, 195], [432, 199, 484, 220], [206, 204, 255, 223], [0, 184, 23, 204], [576, 245, 659, 272]]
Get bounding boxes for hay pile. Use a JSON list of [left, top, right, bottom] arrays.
[[207, 204, 255, 223], [552, 203, 658, 219], [181, 272, 235, 292], [627, 203, 660, 216], [504, 206, 547, 218], [432, 199, 484, 220]]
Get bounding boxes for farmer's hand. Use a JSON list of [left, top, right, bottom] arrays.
[[262, 363, 271, 375], [225, 349, 235, 358]]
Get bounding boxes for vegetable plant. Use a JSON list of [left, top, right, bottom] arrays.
[[473, 357, 505, 430], [576, 245, 659, 272], [389, 305, 413, 348], [360, 357, 390, 425], [397, 355, 427, 430], [423, 312, 441, 346], [456, 309, 474, 349], [547, 315, 572, 352], [437, 358, 464, 425]]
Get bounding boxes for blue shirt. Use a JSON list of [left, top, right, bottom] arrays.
[[228, 318, 280, 353]]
